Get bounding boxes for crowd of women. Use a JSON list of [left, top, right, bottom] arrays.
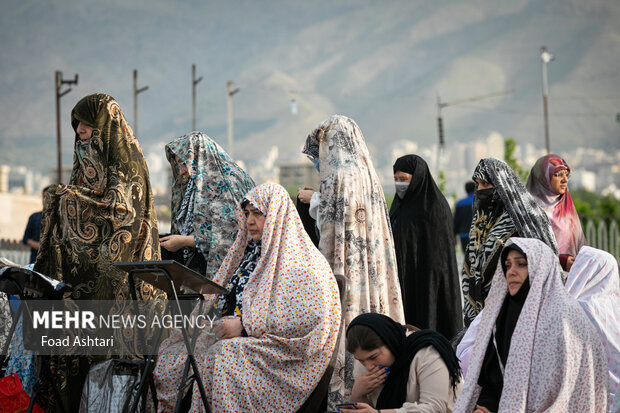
[[2, 93, 618, 413]]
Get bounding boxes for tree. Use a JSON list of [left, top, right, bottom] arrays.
[[503, 137, 529, 183]]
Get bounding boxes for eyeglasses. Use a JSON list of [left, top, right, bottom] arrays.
[[553, 171, 570, 180]]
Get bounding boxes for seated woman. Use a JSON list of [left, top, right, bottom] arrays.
[[154, 183, 342, 412], [565, 246, 619, 411], [454, 238, 608, 413], [160, 132, 255, 277], [343, 313, 462, 413], [526, 154, 586, 271]]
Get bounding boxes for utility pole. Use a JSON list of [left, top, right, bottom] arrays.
[[227, 81, 240, 159], [435, 89, 515, 176], [133, 69, 149, 138], [192, 64, 203, 131], [540, 46, 554, 154], [55, 71, 78, 184]]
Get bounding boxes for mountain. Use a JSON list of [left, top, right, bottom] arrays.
[[1, 0, 619, 175]]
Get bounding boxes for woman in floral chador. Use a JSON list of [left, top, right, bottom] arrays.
[[301, 115, 405, 407], [154, 183, 341, 412], [454, 238, 607, 413]]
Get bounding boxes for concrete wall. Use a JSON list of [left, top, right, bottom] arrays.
[[0, 193, 42, 240]]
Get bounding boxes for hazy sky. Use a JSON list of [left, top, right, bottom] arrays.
[[1, 0, 619, 173]]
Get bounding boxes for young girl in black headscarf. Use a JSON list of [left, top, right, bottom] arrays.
[[343, 313, 462, 413]]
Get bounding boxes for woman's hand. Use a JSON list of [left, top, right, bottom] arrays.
[[214, 317, 244, 340], [340, 402, 380, 413], [297, 187, 315, 204], [160, 234, 194, 252], [350, 365, 388, 400], [566, 256, 575, 271], [474, 405, 494, 413]]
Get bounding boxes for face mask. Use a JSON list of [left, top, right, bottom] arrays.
[[313, 158, 320, 172], [394, 182, 409, 199], [476, 187, 496, 210]]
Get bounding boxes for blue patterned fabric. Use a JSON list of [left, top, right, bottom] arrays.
[[216, 240, 261, 316], [6, 314, 36, 395], [166, 132, 255, 279]]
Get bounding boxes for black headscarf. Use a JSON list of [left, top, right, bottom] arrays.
[[389, 155, 462, 339], [477, 244, 530, 412], [348, 313, 461, 410]]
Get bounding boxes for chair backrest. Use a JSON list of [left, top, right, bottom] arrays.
[[297, 274, 346, 413]]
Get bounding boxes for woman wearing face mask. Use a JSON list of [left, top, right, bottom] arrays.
[[390, 155, 462, 340], [461, 158, 557, 327], [526, 154, 585, 271], [454, 238, 607, 413], [301, 115, 405, 408]]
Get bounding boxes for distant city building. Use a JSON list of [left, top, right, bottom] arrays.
[[49, 166, 74, 185], [0, 165, 9, 193]]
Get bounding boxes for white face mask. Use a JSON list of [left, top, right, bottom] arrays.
[[394, 182, 409, 199]]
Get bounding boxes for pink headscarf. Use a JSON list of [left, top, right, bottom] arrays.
[[454, 238, 608, 412], [526, 154, 585, 257]]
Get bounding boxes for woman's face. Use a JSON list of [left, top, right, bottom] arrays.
[[393, 171, 412, 183], [475, 177, 494, 190], [174, 155, 190, 178], [504, 249, 529, 296], [76, 122, 93, 143], [549, 170, 569, 195], [352, 345, 395, 370], [244, 203, 266, 241]]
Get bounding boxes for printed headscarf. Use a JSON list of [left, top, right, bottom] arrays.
[[565, 246, 619, 410], [200, 183, 341, 411], [33, 93, 164, 412], [303, 114, 405, 407], [462, 158, 557, 325], [165, 132, 255, 278], [526, 154, 585, 257], [454, 238, 608, 413], [36, 93, 162, 300]]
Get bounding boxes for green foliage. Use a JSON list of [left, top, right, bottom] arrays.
[[385, 194, 394, 210], [439, 170, 447, 195], [284, 186, 299, 202], [503, 137, 529, 183], [571, 189, 620, 225]]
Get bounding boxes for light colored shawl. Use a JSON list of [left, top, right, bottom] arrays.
[[566, 246, 620, 410], [454, 238, 608, 412], [303, 115, 405, 406], [526, 154, 586, 257], [199, 183, 341, 411], [165, 132, 255, 278]]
